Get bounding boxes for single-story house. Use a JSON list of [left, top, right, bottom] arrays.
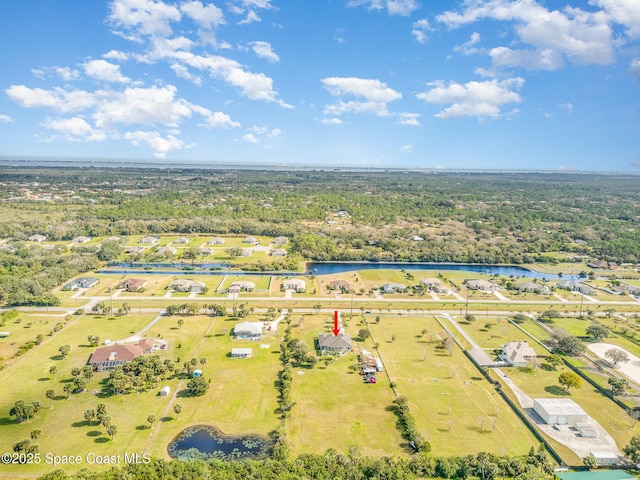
[[139, 235, 160, 244], [556, 280, 595, 296], [243, 237, 258, 244], [63, 277, 99, 290], [318, 332, 353, 356], [117, 278, 147, 292], [28, 234, 46, 242], [199, 247, 213, 255], [464, 279, 498, 292], [613, 284, 640, 296], [71, 236, 91, 244], [282, 279, 306, 292], [228, 286, 241, 294], [420, 278, 447, 293], [273, 236, 289, 245], [230, 281, 255, 292], [500, 340, 537, 367], [240, 248, 253, 257], [271, 248, 287, 256], [124, 246, 145, 254], [168, 279, 205, 293], [208, 237, 225, 244], [532, 398, 588, 425], [328, 280, 355, 293], [231, 348, 253, 359], [88, 339, 152, 371], [159, 386, 170, 396], [157, 246, 177, 256], [382, 283, 407, 294], [518, 282, 551, 295], [173, 237, 190, 244], [234, 321, 263, 340]]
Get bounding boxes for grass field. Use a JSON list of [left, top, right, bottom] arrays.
[[287, 314, 405, 457], [369, 315, 540, 456]]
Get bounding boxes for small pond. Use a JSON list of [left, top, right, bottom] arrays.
[[167, 425, 271, 461]]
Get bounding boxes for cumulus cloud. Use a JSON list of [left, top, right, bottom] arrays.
[[400, 144, 413, 153], [109, 0, 181, 38], [250, 41, 279, 62], [559, 102, 574, 113], [0, 114, 13, 123], [83, 59, 131, 83], [437, 0, 615, 70], [395, 112, 421, 126], [31, 66, 80, 81], [6, 85, 96, 113], [320, 117, 343, 125], [348, 0, 419, 16], [103, 50, 129, 61], [41, 117, 107, 141], [412, 18, 431, 44], [242, 133, 260, 143], [124, 130, 190, 157], [322, 77, 402, 117], [454, 32, 481, 55], [592, 0, 640, 39], [180, 1, 224, 29], [417, 77, 524, 120], [189, 104, 240, 128], [170, 63, 202, 85]]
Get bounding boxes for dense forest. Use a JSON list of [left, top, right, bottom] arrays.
[[1, 168, 639, 266]]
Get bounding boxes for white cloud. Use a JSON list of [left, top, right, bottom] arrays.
[[412, 18, 431, 44], [268, 128, 283, 138], [31, 66, 80, 81], [6, 85, 96, 113], [109, 0, 181, 38], [93, 85, 191, 129], [190, 104, 240, 128], [41, 116, 106, 142], [559, 102, 574, 113], [592, 0, 640, 39], [83, 59, 131, 83], [400, 144, 413, 153], [180, 1, 224, 29], [417, 77, 524, 120], [322, 77, 401, 117], [103, 50, 129, 61], [238, 10, 261, 25], [242, 133, 260, 143], [124, 130, 190, 157], [437, 0, 615, 70], [348, 0, 418, 16], [250, 41, 279, 62], [394, 112, 421, 126], [0, 114, 13, 123], [454, 32, 481, 55], [170, 63, 202, 85], [320, 117, 343, 125]]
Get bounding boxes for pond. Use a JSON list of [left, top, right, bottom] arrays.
[[167, 425, 271, 461]]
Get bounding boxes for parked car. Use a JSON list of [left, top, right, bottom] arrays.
[[365, 377, 377, 384]]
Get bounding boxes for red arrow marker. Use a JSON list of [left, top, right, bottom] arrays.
[[333, 310, 340, 336]]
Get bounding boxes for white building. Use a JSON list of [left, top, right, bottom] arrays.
[[532, 398, 588, 425]]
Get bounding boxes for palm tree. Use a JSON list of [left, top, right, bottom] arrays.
[[173, 403, 182, 419], [147, 414, 156, 429], [49, 366, 57, 380], [106, 424, 117, 441], [30, 429, 41, 444], [84, 409, 95, 425], [45, 390, 54, 409], [63, 384, 73, 399], [199, 357, 207, 372]]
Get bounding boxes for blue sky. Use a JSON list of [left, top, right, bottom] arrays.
[[1, 0, 639, 171]]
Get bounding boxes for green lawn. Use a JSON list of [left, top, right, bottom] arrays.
[[369, 315, 539, 456]]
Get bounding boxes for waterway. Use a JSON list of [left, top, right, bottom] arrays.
[[167, 425, 271, 461], [101, 261, 571, 279]]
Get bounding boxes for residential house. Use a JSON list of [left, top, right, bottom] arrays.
[[420, 278, 447, 293], [517, 282, 551, 295], [139, 235, 160, 244], [243, 237, 258, 244], [173, 237, 190, 244], [231, 348, 253, 358], [328, 280, 355, 293], [233, 322, 263, 340], [228, 286, 241, 294], [71, 236, 91, 244], [230, 281, 255, 292], [464, 279, 498, 292], [124, 246, 145, 254], [613, 284, 640, 296], [318, 332, 353, 356], [282, 279, 306, 292], [199, 247, 213, 255], [556, 280, 595, 296], [240, 248, 253, 257], [28, 234, 46, 242], [208, 237, 225, 244], [157, 246, 177, 256], [63, 277, 99, 290], [88, 339, 152, 371], [117, 278, 147, 292], [382, 283, 407, 294], [500, 340, 537, 367], [271, 248, 287, 256], [168, 279, 205, 293], [273, 236, 289, 245]]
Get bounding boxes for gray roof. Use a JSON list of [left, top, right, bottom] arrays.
[[318, 332, 352, 350], [532, 398, 587, 416]]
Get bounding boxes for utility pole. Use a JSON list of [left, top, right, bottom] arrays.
[[350, 292, 354, 318], [465, 290, 469, 317], [579, 293, 584, 319]]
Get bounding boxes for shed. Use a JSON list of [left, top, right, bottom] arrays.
[[231, 348, 253, 358], [159, 386, 170, 397], [589, 451, 620, 466], [532, 398, 588, 425], [0, 332, 11, 337], [193, 369, 203, 377]]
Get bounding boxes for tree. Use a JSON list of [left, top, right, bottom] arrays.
[[177, 318, 184, 329], [548, 328, 584, 355], [147, 414, 156, 429], [30, 429, 41, 444], [58, 344, 70, 359], [546, 354, 563, 371], [608, 377, 629, 398], [358, 328, 371, 340], [45, 390, 55, 409], [186, 376, 209, 396], [119, 303, 131, 316], [84, 409, 95, 425], [106, 424, 117, 441], [586, 323, 609, 341], [465, 314, 476, 323], [49, 366, 57, 379], [625, 435, 640, 462], [605, 347, 630, 367], [173, 403, 182, 419], [558, 371, 582, 393], [63, 383, 73, 399], [199, 357, 207, 372], [583, 454, 598, 470]]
